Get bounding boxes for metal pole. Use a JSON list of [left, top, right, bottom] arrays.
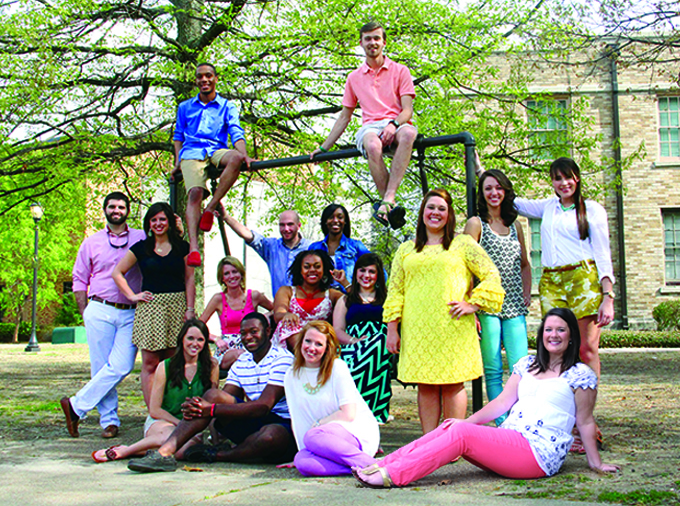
[[25, 221, 41, 352], [464, 137, 483, 413]]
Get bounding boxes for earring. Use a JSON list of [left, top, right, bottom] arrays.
[[322, 275, 328, 283], [147, 230, 153, 237]]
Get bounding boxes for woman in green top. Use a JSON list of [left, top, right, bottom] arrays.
[[92, 319, 219, 462]]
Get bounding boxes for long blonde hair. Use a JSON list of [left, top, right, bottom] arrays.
[[292, 321, 340, 388]]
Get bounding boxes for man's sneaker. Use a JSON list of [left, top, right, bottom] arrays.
[[128, 450, 177, 473]]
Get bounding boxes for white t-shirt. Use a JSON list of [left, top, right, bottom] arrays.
[[284, 359, 380, 456]]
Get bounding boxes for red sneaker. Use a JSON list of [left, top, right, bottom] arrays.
[[187, 251, 201, 267], [199, 210, 214, 232]]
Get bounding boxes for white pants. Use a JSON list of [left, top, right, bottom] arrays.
[[70, 301, 137, 428]]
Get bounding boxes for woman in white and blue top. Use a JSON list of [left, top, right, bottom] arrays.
[[352, 307, 620, 489], [465, 169, 531, 426]]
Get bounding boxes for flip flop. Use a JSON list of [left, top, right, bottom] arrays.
[[92, 445, 122, 463], [352, 464, 393, 489], [199, 210, 214, 232], [372, 202, 389, 227]]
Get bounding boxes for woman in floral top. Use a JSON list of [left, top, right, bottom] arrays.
[[353, 307, 619, 488]]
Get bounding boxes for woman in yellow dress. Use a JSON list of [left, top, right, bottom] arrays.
[[385, 188, 505, 434]]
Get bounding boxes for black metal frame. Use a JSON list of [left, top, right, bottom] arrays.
[[169, 131, 484, 410]]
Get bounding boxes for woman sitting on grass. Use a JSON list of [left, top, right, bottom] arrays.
[[91, 319, 218, 463]]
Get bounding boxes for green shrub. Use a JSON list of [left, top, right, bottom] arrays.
[[0, 321, 36, 343], [528, 330, 680, 349], [652, 299, 680, 331], [54, 292, 83, 327]]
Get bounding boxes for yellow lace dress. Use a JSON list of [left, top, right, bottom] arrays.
[[384, 234, 505, 384]]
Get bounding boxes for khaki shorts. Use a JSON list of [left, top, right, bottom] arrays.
[[538, 260, 602, 319], [180, 149, 231, 194]]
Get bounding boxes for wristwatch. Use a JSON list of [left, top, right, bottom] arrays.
[[389, 119, 399, 128], [604, 290, 616, 299]]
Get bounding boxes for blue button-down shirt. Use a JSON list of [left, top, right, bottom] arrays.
[[174, 94, 246, 160], [249, 231, 313, 296], [309, 235, 371, 292]]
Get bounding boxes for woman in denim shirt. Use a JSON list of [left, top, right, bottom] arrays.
[[309, 204, 371, 293]]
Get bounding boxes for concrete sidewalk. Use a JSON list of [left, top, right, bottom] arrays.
[[1, 457, 609, 506]]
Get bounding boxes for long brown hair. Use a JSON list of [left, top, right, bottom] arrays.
[[550, 157, 589, 240], [415, 188, 456, 252], [167, 319, 213, 391], [292, 321, 340, 388], [477, 169, 518, 227], [345, 253, 387, 308]]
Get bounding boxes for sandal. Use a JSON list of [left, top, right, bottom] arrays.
[[372, 202, 389, 227], [387, 204, 406, 230], [92, 445, 122, 463], [352, 464, 394, 489]]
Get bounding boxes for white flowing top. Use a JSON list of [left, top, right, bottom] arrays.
[[284, 359, 380, 457], [500, 355, 598, 476], [515, 196, 615, 283]]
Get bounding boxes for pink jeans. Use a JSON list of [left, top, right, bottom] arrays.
[[381, 421, 546, 486]]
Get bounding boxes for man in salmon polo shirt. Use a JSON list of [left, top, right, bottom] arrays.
[[311, 21, 417, 230]]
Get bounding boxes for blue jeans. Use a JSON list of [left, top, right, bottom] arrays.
[[478, 313, 528, 425]]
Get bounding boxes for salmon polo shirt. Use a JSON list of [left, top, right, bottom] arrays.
[[341, 57, 416, 125]]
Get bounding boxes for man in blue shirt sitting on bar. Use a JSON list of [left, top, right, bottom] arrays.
[[172, 62, 253, 267]]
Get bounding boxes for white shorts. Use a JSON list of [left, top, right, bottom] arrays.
[[355, 119, 417, 158]]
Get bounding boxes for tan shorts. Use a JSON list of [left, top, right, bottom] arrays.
[[180, 149, 231, 193], [538, 259, 602, 319]]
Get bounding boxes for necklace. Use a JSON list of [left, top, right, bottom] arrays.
[[302, 368, 322, 395], [359, 291, 376, 304]]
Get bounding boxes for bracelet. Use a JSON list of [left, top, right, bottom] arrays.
[[186, 307, 195, 311], [318, 146, 328, 153], [210, 403, 216, 417]]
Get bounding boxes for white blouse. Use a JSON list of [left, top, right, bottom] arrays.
[[284, 359, 380, 457], [501, 355, 598, 476], [515, 196, 615, 283]]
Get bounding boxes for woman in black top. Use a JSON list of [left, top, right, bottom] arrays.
[[113, 202, 195, 408]]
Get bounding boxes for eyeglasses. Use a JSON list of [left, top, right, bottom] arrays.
[[107, 230, 130, 249]]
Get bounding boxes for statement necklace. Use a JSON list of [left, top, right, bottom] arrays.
[[302, 368, 322, 395]]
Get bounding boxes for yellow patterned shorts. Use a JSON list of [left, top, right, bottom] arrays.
[[538, 260, 602, 319]]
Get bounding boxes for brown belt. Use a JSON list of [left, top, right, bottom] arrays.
[[89, 295, 137, 310], [543, 259, 595, 274]]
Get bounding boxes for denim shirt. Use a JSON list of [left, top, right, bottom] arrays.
[[249, 231, 313, 296], [309, 235, 371, 293]]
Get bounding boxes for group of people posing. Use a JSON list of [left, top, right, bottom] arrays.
[[58, 19, 619, 486]]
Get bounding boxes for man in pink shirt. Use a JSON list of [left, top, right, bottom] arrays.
[[60, 192, 146, 439], [311, 21, 417, 229]]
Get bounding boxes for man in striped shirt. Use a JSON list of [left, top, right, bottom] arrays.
[[128, 312, 296, 472]]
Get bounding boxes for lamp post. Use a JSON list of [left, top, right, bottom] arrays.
[[25, 202, 43, 352]]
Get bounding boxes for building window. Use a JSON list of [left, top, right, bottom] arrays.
[[528, 218, 542, 290], [663, 209, 680, 284], [526, 99, 569, 159], [658, 97, 680, 158]]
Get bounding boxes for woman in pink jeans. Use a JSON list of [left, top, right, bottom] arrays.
[[353, 307, 619, 488]]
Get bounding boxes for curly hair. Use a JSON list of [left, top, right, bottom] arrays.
[[288, 250, 334, 290]]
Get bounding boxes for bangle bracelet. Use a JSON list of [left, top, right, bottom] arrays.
[[318, 146, 328, 153], [210, 403, 216, 417], [186, 307, 195, 311]]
